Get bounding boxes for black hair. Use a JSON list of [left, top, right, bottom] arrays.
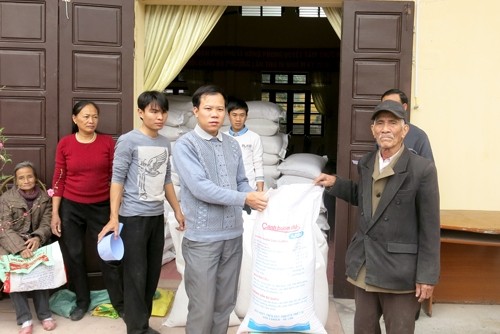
[[192, 85, 226, 109], [72, 100, 99, 134], [381, 88, 409, 105], [227, 96, 248, 115], [137, 91, 169, 113]]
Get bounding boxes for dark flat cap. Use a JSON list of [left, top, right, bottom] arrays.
[[372, 100, 407, 121]]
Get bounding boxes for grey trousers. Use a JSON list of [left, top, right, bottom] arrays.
[[353, 286, 420, 334], [10, 290, 52, 325], [182, 236, 242, 334]]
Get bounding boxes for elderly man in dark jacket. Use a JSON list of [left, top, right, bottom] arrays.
[[315, 100, 440, 334]]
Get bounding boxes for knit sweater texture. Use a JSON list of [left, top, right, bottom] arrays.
[[173, 127, 252, 242], [52, 133, 114, 204]]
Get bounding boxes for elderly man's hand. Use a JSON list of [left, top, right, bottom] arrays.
[[415, 283, 435, 303], [314, 173, 337, 188]]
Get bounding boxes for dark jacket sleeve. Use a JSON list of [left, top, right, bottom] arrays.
[[325, 176, 359, 207]]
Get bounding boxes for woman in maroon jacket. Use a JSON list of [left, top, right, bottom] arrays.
[[50, 101, 123, 321]]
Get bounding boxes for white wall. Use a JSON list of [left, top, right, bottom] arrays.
[[411, 0, 500, 210]]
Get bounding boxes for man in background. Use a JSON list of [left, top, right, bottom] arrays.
[[381, 88, 434, 162], [225, 97, 265, 192]]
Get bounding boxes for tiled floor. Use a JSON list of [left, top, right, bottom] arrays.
[[0, 238, 343, 333], [2, 237, 500, 333]]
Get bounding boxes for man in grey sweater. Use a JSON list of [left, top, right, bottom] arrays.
[[99, 91, 184, 334], [173, 85, 268, 334]]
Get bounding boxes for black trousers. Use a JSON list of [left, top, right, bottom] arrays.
[[59, 198, 124, 312], [119, 214, 164, 334]]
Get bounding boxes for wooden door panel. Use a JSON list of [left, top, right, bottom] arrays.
[[353, 60, 400, 99], [59, 0, 134, 139], [0, 2, 45, 42], [58, 0, 134, 289], [351, 105, 375, 144], [73, 53, 122, 91], [0, 0, 58, 183], [334, 0, 414, 298], [73, 5, 124, 46]]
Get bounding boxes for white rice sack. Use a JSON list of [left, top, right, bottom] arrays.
[[166, 96, 193, 127], [263, 152, 281, 166], [162, 249, 176, 265], [276, 176, 328, 214], [167, 95, 192, 111], [235, 207, 329, 326], [165, 110, 185, 127], [234, 211, 256, 318], [277, 153, 328, 179], [246, 118, 279, 136], [263, 164, 280, 179], [279, 132, 289, 159], [264, 175, 277, 190], [316, 212, 329, 232], [163, 214, 241, 327], [170, 172, 180, 186], [223, 113, 230, 126], [261, 134, 284, 156], [159, 125, 191, 142], [277, 174, 314, 187], [247, 101, 284, 122], [237, 184, 327, 334], [184, 113, 197, 129], [162, 214, 175, 265]]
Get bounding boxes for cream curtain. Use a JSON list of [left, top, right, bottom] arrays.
[[311, 72, 335, 116], [322, 7, 342, 39], [144, 5, 226, 91]]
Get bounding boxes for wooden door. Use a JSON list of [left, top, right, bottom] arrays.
[[333, 0, 414, 298], [58, 0, 134, 141], [58, 0, 135, 289], [0, 0, 58, 183]]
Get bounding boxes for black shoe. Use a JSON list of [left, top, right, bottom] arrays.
[[147, 327, 160, 334], [69, 307, 86, 321]]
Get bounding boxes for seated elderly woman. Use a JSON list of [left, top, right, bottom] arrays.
[[0, 161, 56, 333]]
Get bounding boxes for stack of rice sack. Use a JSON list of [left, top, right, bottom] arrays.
[[276, 153, 330, 237], [221, 101, 288, 189], [159, 95, 194, 264], [159, 95, 194, 199]]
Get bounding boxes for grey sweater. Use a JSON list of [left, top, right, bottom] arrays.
[[173, 126, 252, 242]]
